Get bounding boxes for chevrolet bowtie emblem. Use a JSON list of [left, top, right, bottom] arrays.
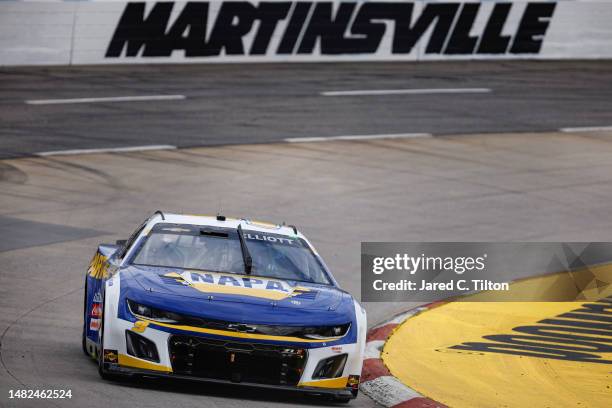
[[228, 323, 257, 333]]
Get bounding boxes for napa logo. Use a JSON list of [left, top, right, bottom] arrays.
[[163, 271, 310, 301]]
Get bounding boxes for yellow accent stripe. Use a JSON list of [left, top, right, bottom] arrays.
[[299, 377, 348, 389], [118, 354, 172, 372], [140, 318, 342, 343]]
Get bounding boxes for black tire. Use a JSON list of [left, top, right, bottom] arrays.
[[334, 397, 352, 404]]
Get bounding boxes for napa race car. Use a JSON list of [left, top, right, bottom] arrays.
[[83, 211, 366, 402]]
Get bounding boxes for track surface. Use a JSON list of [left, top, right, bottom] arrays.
[[2, 60, 612, 408], [2, 60, 612, 158], [2, 131, 612, 408]]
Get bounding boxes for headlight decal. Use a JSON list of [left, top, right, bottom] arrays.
[[126, 299, 351, 340]]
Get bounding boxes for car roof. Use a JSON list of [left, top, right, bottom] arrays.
[[146, 213, 304, 239]]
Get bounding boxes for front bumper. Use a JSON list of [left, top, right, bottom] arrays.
[[103, 364, 356, 398], [101, 317, 362, 398]]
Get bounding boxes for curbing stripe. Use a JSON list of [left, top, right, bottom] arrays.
[[363, 340, 385, 359], [360, 304, 448, 408], [361, 358, 391, 383], [392, 397, 447, 408], [360, 376, 423, 406], [366, 323, 398, 342]]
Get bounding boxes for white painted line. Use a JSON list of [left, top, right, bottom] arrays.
[[321, 88, 491, 96], [285, 133, 431, 143], [364, 340, 385, 359], [360, 376, 423, 407], [36, 145, 177, 157], [560, 125, 612, 133], [25, 95, 186, 105]]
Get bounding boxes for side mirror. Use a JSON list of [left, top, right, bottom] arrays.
[[99, 243, 122, 260], [115, 239, 127, 246]]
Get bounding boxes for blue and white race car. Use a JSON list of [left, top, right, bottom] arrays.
[[83, 211, 366, 402]]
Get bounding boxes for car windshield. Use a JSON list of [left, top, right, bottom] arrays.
[[131, 224, 332, 285]]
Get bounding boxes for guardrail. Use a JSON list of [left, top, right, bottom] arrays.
[[1, 0, 612, 66]]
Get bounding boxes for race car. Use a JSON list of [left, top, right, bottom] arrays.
[[83, 211, 366, 402]]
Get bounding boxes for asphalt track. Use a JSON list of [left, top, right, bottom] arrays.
[[2, 60, 612, 408], [3, 130, 612, 407], [2, 60, 612, 158]]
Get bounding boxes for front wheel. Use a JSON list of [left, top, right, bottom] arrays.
[[334, 397, 351, 404]]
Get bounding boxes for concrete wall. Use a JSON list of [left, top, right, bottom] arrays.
[[1, 0, 612, 66]]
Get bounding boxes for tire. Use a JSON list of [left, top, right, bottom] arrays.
[[333, 396, 352, 404]]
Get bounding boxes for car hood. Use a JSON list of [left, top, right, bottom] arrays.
[[123, 265, 347, 315]]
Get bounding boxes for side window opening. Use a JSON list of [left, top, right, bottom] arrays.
[[119, 222, 148, 259]]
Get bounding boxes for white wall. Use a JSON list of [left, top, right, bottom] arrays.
[[1, 0, 611, 66]]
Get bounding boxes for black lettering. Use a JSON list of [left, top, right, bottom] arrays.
[[397, 3, 459, 54], [477, 2, 512, 54], [106, 2, 174, 57], [277, 2, 312, 54], [297, 2, 357, 54], [207, 2, 258, 56], [539, 318, 611, 331], [575, 302, 612, 315], [483, 334, 612, 353], [559, 312, 612, 323], [444, 3, 479, 54], [510, 2, 556, 54], [164, 3, 209, 57], [352, 3, 414, 54], [451, 342, 612, 364], [597, 297, 612, 305], [513, 325, 612, 344], [250, 2, 292, 55]]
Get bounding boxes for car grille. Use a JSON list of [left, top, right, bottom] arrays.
[[169, 335, 307, 386]]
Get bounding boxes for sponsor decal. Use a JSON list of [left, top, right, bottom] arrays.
[[160, 227, 192, 233], [132, 320, 149, 333], [89, 318, 101, 331], [107, 1, 556, 59], [450, 297, 612, 364], [245, 232, 295, 245], [87, 252, 109, 280], [93, 291, 103, 303], [103, 349, 119, 364], [90, 303, 103, 319], [163, 270, 311, 300]]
